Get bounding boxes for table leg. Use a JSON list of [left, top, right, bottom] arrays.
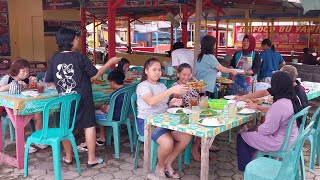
[[143, 123, 154, 174], [201, 136, 215, 180], [0, 107, 3, 151], [4, 108, 33, 169]]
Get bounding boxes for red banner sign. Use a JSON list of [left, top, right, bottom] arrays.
[[235, 26, 320, 50]]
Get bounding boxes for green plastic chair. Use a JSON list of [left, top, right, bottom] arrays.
[[255, 106, 311, 180], [36, 72, 45, 81], [131, 92, 191, 171], [96, 83, 137, 159], [244, 120, 315, 180], [24, 94, 81, 180], [306, 106, 320, 171]]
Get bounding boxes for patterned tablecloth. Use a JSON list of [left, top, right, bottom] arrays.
[[146, 112, 261, 138]]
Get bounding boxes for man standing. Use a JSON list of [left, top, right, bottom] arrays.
[[171, 42, 195, 68]]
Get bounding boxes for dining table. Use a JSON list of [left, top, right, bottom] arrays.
[[0, 85, 114, 169], [143, 110, 262, 180]]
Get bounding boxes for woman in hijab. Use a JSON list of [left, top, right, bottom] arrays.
[[236, 71, 301, 171], [230, 35, 262, 93]]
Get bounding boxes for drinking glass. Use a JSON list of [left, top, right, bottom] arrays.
[[189, 106, 200, 124], [228, 103, 237, 119], [189, 97, 199, 108], [37, 82, 46, 93]]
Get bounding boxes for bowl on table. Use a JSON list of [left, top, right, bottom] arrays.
[[208, 99, 228, 110]]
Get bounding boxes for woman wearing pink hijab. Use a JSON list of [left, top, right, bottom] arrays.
[[230, 35, 262, 93]]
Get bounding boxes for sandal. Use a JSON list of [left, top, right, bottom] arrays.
[[165, 171, 180, 179], [96, 140, 105, 146], [28, 146, 38, 154], [62, 156, 73, 165], [77, 143, 88, 152], [87, 157, 104, 168]]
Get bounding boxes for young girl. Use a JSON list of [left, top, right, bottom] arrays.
[[136, 58, 191, 178], [0, 58, 46, 153], [172, 63, 199, 107], [45, 28, 121, 167]]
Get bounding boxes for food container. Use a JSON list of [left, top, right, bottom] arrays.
[[208, 99, 228, 110]]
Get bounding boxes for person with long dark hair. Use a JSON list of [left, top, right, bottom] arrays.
[[258, 38, 285, 83], [194, 35, 238, 98], [136, 58, 191, 178], [45, 28, 121, 167], [230, 35, 262, 93], [236, 71, 300, 171]]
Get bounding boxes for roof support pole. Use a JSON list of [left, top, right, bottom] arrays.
[[194, 0, 202, 61], [182, 5, 189, 47], [80, 3, 86, 55], [215, 12, 219, 56], [270, 19, 274, 41], [127, 16, 132, 53], [93, 17, 96, 64], [244, 10, 249, 35], [170, 25, 174, 50], [226, 21, 229, 49]]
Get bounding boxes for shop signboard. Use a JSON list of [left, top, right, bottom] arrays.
[[43, 0, 80, 10], [44, 20, 81, 36], [0, 0, 10, 56], [234, 25, 320, 50]]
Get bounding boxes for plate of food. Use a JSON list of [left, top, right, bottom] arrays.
[[167, 108, 191, 115], [21, 91, 40, 97], [245, 98, 264, 105], [236, 101, 247, 108], [217, 77, 234, 84], [200, 108, 218, 117], [233, 69, 245, 73], [186, 80, 207, 89], [237, 108, 255, 115], [91, 79, 109, 86], [197, 117, 225, 127], [224, 95, 236, 100]]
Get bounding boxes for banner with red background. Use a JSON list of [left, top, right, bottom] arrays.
[[235, 26, 320, 51]]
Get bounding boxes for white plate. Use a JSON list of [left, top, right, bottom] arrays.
[[238, 108, 255, 114], [197, 117, 225, 127], [21, 91, 39, 97], [236, 101, 247, 108], [167, 108, 191, 114], [224, 95, 236, 100], [233, 69, 245, 73]]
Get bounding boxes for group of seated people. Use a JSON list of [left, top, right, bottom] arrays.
[[300, 47, 320, 65], [0, 27, 314, 178]]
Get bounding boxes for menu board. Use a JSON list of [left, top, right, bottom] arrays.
[[44, 20, 81, 36], [235, 26, 320, 50], [0, 0, 10, 56]]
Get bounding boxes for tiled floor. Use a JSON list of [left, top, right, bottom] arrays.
[[0, 128, 320, 180]]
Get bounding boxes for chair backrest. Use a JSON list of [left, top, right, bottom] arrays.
[[131, 92, 142, 137], [276, 121, 315, 180], [311, 106, 320, 132], [129, 66, 143, 75], [280, 106, 311, 153], [40, 94, 81, 140], [36, 72, 45, 81], [107, 83, 138, 121]]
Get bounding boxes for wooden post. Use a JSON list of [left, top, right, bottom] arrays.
[[93, 17, 96, 64], [308, 21, 311, 48], [244, 10, 249, 35], [226, 21, 229, 48], [127, 16, 132, 53], [249, 10, 252, 34], [194, 0, 202, 61], [170, 25, 174, 50], [215, 12, 219, 56], [270, 19, 274, 41], [80, 4, 86, 55]]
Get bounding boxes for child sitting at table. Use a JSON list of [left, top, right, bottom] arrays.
[[136, 58, 191, 178], [77, 70, 126, 150], [0, 58, 47, 153], [45, 28, 121, 168], [115, 58, 134, 80], [171, 63, 220, 161]]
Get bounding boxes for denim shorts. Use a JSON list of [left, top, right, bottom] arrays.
[[136, 117, 172, 141]]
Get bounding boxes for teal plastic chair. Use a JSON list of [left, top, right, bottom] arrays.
[[24, 94, 81, 180], [36, 72, 45, 81], [131, 92, 191, 171], [244, 120, 315, 180], [255, 106, 311, 180], [96, 83, 137, 159], [306, 106, 320, 171]]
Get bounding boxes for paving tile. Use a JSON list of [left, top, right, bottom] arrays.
[[99, 166, 120, 173], [61, 170, 81, 179], [216, 169, 235, 177], [93, 173, 114, 180], [180, 174, 200, 180], [113, 170, 133, 179], [119, 162, 134, 170]]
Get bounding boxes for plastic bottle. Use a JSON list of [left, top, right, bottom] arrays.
[[223, 104, 229, 117]]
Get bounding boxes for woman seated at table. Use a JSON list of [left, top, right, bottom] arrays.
[[236, 71, 301, 171], [0, 58, 47, 153], [136, 58, 191, 178], [236, 65, 308, 127], [229, 34, 261, 94], [115, 58, 134, 79]]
